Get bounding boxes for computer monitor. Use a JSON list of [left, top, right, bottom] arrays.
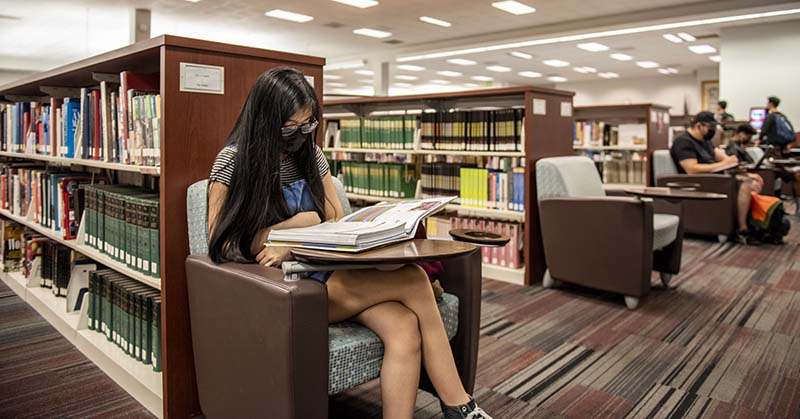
[[749, 107, 767, 130]]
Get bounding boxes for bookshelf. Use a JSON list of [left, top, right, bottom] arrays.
[[0, 151, 161, 174], [0, 35, 324, 418], [573, 104, 671, 186], [324, 86, 575, 286]]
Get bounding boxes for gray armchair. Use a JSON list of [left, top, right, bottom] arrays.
[[745, 146, 777, 196], [652, 150, 737, 241], [184, 177, 482, 418], [536, 156, 684, 310]]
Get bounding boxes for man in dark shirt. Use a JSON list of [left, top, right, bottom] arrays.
[[716, 100, 734, 123], [725, 124, 757, 164], [670, 112, 763, 244], [759, 96, 792, 147]]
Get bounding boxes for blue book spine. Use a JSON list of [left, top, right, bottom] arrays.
[[65, 101, 80, 158], [43, 106, 50, 154]]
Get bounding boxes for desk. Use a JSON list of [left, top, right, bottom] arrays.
[[623, 186, 727, 202], [291, 239, 475, 264]]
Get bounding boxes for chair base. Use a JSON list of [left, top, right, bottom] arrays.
[[717, 234, 728, 243], [624, 296, 639, 310], [660, 272, 673, 288], [542, 269, 560, 288]]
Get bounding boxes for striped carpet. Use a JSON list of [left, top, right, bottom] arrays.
[[332, 211, 800, 418], [0, 283, 154, 418]]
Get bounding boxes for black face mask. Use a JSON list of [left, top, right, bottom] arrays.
[[285, 132, 307, 153], [703, 127, 716, 141]]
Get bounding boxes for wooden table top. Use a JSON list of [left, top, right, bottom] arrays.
[[290, 239, 476, 264], [623, 186, 727, 201]]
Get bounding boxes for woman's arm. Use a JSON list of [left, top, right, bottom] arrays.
[[321, 171, 345, 221]]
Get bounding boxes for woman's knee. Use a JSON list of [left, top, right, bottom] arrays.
[[382, 309, 421, 356]]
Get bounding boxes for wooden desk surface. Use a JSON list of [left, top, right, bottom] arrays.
[[624, 186, 727, 201], [291, 239, 476, 264]]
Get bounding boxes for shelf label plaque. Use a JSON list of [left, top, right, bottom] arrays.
[[180, 63, 225, 95]]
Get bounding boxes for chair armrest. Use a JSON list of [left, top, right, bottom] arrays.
[[186, 255, 328, 419], [539, 197, 653, 297], [656, 174, 737, 196]]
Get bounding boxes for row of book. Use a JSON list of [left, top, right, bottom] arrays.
[[0, 71, 161, 166], [336, 116, 417, 150], [420, 156, 525, 212], [581, 151, 648, 185], [573, 121, 646, 148], [420, 109, 524, 152], [337, 162, 417, 199], [426, 216, 523, 269], [88, 269, 162, 372], [83, 185, 160, 279]]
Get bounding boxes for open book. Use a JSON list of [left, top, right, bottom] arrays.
[[267, 196, 456, 252]]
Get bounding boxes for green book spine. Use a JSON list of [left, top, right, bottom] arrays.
[[87, 272, 95, 330], [152, 297, 162, 372], [84, 185, 94, 248], [126, 196, 137, 270], [137, 198, 150, 274], [144, 295, 153, 365], [147, 197, 160, 278], [108, 191, 117, 260]]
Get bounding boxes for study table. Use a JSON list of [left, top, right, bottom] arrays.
[[623, 186, 728, 202]]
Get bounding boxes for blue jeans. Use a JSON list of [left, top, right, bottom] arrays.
[[282, 179, 332, 283]]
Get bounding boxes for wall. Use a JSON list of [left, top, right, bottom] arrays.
[[721, 19, 800, 124], [557, 67, 718, 116]]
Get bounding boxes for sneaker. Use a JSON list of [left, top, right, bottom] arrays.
[[441, 398, 493, 419], [735, 229, 760, 246]]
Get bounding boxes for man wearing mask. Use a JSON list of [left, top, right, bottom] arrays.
[[725, 124, 757, 163], [671, 111, 762, 244]]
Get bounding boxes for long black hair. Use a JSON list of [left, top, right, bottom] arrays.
[[208, 67, 325, 263]]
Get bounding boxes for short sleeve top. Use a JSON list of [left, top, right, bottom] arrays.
[[209, 144, 329, 186], [670, 132, 716, 174]]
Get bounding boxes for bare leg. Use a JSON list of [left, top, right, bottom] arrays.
[[327, 265, 470, 406], [737, 181, 757, 230], [350, 302, 421, 419]]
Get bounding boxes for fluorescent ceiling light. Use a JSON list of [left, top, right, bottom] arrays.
[[518, 71, 542, 78], [396, 75, 418, 80], [353, 28, 392, 38], [471, 75, 493, 81], [666, 67, 679, 74], [610, 53, 633, 61], [394, 82, 413, 87], [355, 69, 375, 75], [325, 60, 365, 70], [447, 58, 477, 65], [326, 82, 346, 87], [420, 16, 452, 27], [636, 61, 659, 68], [264, 9, 314, 23], [486, 65, 512, 72], [396, 8, 800, 62], [677, 32, 696, 41], [324, 74, 342, 80], [509, 51, 533, 59], [185, 0, 202, 3], [688, 44, 716, 54], [573, 66, 597, 74], [492, 1, 536, 15], [357, 79, 373, 83], [662, 33, 683, 43], [598, 72, 619, 79], [397, 64, 425, 71], [332, 0, 378, 8], [547, 76, 567, 82], [577, 42, 609, 52], [430, 79, 451, 84], [543, 59, 569, 67], [657, 68, 671, 74], [437, 70, 462, 77], [464, 83, 479, 87], [709, 55, 721, 62]]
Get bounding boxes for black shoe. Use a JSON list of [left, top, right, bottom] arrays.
[[735, 229, 760, 246], [441, 398, 493, 419]]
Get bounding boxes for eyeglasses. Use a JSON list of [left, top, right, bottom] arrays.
[[281, 119, 318, 137]]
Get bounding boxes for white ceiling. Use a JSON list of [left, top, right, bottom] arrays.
[[1, 0, 798, 94]]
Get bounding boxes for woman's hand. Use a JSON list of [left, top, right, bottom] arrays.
[[256, 245, 293, 267]]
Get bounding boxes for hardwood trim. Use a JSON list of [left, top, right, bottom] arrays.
[[161, 35, 325, 67], [574, 103, 671, 112]]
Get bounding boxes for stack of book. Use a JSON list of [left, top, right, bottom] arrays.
[[574, 121, 618, 147], [87, 269, 162, 371], [601, 152, 647, 185], [0, 70, 161, 166], [83, 185, 160, 278], [420, 109, 523, 152], [426, 215, 523, 269], [340, 162, 417, 198], [337, 116, 417, 149], [458, 158, 525, 212]]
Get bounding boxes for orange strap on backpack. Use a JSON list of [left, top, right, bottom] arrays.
[[750, 192, 780, 223]]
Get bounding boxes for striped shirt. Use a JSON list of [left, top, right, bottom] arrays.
[[209, 144, 329, 187]]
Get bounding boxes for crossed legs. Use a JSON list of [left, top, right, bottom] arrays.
[[327, 264, 470, 419]]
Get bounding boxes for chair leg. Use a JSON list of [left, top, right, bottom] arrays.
[[624, 296, 639, 310], [542, 269, 559, 288], [717, 234, 728, 243], [660, 272, 673, 288]]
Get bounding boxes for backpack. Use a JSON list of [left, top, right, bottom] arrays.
[[748, 193, 790, 244], [773, 113, 796, 146]]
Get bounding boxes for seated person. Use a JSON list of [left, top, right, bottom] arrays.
[[206, 67, 492, 419], [725, 124, 757, 164], [671, 112, 763, 244]]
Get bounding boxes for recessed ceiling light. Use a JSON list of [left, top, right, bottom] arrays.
[[437, 70, 462, 77], [471, 75, 493, 81], [430, 79, 451, 84], [509, 51, 533, 59], [492, 1, 536, 15], [264, 9, 314, 23], [397, 64, 425, 71], [355, 69, 375, 75], [598, 72, 619, 79], [657, 68, 671, 74], [709, 55, 721, 62], [184, 0, 202, 2], [420, 16, 452, 27], [324, 74, 343, 80], [547, 76, 568, 82], [666, 67, 679, 74], [577, 42, 609, 52], [326, 60, 366, 70], [677, 32, 696, 42], [688, 44, 716, 54], [396, 75, 418, 80], [326, 82, 346, 87], [662, 33, 683, 43], [518, 71, 542, 78], [353, 28, 392, 39], [573, 66, 597, 74], [394, 82, 413, 87], [610, 53, 633, 61], [543, 59, 569, 67], [486, 65, 512, 72], [636, 61, 659, 68], [332, 0, 379, 8], [447, 58, 477, 66]]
